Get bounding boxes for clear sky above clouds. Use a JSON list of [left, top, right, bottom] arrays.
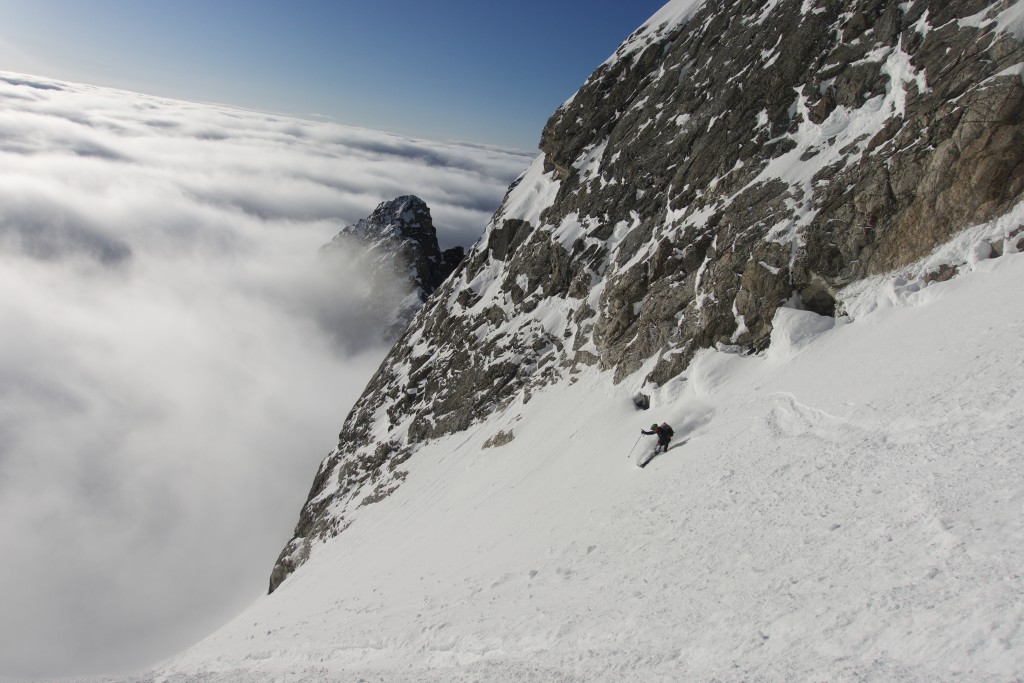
[[0, 0, 668, 149], [0, 74, 533, 678]]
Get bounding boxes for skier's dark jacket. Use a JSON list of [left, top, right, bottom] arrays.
[[641, 424, 673, 445]]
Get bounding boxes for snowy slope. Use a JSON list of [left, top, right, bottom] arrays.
[[269, 2, 1024, 591], [150, 221, 1024, 681]]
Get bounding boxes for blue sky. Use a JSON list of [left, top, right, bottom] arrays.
[[0, 0, 668, 148]]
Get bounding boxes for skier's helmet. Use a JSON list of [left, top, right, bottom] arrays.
[[650, 423, 658, 430]]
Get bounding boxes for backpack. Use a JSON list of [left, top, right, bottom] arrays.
[[660, 423, 674, 438]]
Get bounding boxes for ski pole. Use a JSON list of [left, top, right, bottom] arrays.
[[625, 434, 642, 459]]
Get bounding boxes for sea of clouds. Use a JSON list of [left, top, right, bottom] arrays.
[[0, 71, 533, 679]]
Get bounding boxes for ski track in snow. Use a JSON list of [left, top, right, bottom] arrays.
[[114, 243, 1024, 682]]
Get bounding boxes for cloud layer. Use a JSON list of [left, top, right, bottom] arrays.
[[0, 72, 532, 679]]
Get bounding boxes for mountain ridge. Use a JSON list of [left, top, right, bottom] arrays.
[[270, 0, 1024, 593]]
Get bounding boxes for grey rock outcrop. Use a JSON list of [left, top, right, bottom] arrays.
[[270, 0, 1024, 592]]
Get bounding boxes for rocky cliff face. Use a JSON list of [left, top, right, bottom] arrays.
[[270, 0, 1024, 591], [322, 195, 464, 338]]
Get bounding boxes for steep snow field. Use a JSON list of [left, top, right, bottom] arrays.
[[151, 232, 1024, 681]]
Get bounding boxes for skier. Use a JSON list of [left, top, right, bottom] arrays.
[[641, 422, 674, 454]]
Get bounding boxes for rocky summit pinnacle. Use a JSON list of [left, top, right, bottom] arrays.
[[271, 0, 1024, 592], [322, 195, 464, 336]]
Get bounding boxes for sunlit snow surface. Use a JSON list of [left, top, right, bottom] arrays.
[[147, 218, 1024, 681]]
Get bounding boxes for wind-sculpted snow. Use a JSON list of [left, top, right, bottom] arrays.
[[270, 0, 1024, 598], [0, 73, 531, 679]]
